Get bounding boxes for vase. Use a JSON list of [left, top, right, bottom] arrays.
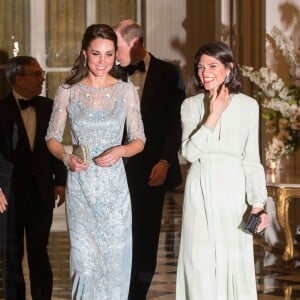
[[269, 160, 280, 171]]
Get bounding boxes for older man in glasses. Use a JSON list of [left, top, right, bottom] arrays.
[[0, 56, 67, 300]]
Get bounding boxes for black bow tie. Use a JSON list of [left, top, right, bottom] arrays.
[[18, 98, 37, 110], [124, 60, 145, 75]]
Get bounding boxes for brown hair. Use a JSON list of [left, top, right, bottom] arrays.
[[65, 24, 122, 86], [188, 41, 242, 95]]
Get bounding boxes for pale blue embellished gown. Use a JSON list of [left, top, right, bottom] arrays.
[[46, 80, 145, 300]]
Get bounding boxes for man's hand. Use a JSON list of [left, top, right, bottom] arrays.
[[55, 186, 66, 207], [148, 160, 169, 187]]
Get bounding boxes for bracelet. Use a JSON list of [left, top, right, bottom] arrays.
[[62, 153, 70, 168]]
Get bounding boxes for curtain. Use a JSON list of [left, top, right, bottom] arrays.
[[95, 0, 136, 26], [234, 0, 266, 161], [46, 0, 86, 67], [0, 0, 30, 98]]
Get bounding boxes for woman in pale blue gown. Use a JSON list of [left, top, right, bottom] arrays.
[[176, 41, 269, 300], [46, 24, 145, 299]]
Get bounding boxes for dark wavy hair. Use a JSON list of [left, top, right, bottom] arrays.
[[65, 24, 122, 85], [187, 41, 242, 95]]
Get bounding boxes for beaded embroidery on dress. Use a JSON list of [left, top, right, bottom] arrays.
[[46, 80, 145, 299]]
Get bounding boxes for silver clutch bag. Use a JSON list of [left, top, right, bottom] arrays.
[[72, 145, 90, 163]]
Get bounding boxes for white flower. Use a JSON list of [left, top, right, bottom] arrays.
[[272, 80, 284, 91], [240, 26, 300, 163]]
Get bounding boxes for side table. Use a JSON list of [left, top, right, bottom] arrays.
[[266, 169, 300, 262]]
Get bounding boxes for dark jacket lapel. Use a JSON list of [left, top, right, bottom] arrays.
[[141, 53, 157, 103], [6, 94, 30, 151]]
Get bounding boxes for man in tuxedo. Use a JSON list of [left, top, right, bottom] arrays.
[[0, 56, 67, 300], [0, 154, 11, 255], [0, 98, 17, 296], [0, 155, 12, 239], [0, 151, 12, 297], [114, 20, 186, 299]]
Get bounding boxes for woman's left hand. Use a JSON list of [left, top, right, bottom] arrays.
[[251, 208, 269, 233], [94, 146, 125, 167]]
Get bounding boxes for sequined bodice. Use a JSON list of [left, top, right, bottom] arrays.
[[46, 81, 144, 157]]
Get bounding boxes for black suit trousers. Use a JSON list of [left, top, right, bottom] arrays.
[[4, 177, 53, 300], [127, 173, 166, 300]]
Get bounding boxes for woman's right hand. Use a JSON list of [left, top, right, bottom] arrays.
[[210, 84, 231, 116], [0, 189, 8, 213], [204, 85, 232, 130], [63, 153, 89, 172]]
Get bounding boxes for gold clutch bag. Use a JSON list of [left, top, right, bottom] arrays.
[[72, 145, 90, 163]]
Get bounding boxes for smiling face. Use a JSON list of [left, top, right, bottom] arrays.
[[197, 54, 229, 93], [83, 37, 116, 77]]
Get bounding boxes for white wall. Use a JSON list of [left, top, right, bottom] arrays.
[[145, 0, 186, 67], [266, 0, 300, 67], [265, 0, 300, 171], [266, 0, 300, 36]]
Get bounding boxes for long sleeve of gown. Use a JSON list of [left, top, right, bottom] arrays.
[[45, 84, 69, 142], [181, 95, 213, 163], [242, 101, 267, 208]]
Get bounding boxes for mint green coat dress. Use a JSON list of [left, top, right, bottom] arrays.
[[176, 93, 267, 300]]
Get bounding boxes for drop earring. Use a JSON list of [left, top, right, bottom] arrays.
[[224, 73, 230, 84], [83, 56, 87, 67]]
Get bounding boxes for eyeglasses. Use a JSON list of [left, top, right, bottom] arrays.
[[22, 70, 46, 78]]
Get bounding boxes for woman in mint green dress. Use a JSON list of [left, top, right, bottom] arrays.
[[176, 41, 269, 300]]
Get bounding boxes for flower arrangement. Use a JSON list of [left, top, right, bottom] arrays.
[[241, 26, 300, 165]]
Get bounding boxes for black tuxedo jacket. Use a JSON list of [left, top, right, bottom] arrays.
[[0, 104, 15, 251], [0, 152, 13, 252], [126, 54, 186, 189], [0, 93, 67, 209]]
